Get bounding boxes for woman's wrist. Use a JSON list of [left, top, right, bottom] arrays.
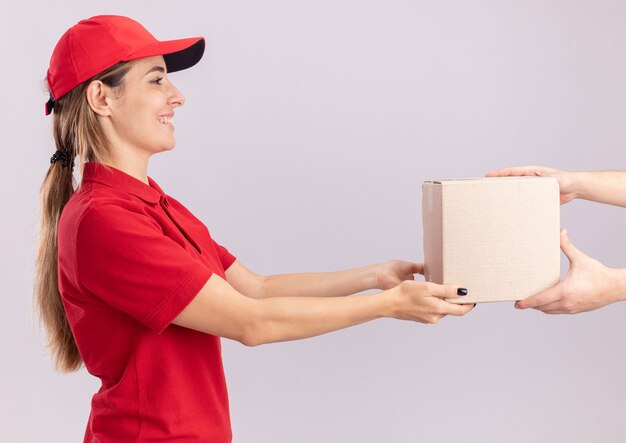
[[611, 268, 626, 303], [378, 285, 400, 318], [368, 263, 384, 291]]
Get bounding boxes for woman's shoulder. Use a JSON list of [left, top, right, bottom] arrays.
[[60, 181, 156, 236]]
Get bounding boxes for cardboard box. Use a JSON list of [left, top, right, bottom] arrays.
[[422, 177, 560, 304]]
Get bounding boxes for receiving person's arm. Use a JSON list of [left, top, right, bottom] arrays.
[[573, 171, 626, 207], [486, 166, 626, 207]]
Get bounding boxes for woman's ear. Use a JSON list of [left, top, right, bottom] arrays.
[[85, 80, 112, 116]]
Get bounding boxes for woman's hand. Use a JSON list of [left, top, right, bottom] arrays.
[[485, 165, 579, 205], [387, 280, 474, 324], [516, 229, 625, 314], [375, 260, 424, 290]]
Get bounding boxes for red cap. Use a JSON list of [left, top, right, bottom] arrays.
[[45, 15, 205, 115]]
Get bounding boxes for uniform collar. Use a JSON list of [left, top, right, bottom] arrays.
[[82, 162, 165, 204]]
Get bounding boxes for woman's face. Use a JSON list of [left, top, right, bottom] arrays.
[[106, 55, 185, 156]]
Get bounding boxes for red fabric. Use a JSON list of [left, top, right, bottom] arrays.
[[57, 162, 235, 442], [46, 15, 204, 113]]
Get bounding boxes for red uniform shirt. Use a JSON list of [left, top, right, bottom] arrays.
[[57, 162, 235, 442]]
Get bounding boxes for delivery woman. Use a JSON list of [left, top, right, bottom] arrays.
[[35, 15, 473, 442]]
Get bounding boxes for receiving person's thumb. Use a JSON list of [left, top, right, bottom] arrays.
[[560, 228, 580, 263]]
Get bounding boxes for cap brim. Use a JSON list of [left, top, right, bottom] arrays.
[[124, 37, 205, 73]]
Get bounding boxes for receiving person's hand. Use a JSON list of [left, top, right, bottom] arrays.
[[516, 229, 624, 314], [485, 165, 578, 205], [376, 260, 424, 290]]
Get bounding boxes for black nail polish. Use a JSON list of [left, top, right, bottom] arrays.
[[457, 288, 468, 296]]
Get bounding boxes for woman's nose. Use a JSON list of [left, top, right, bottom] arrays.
[[168, 83, 185, 107]]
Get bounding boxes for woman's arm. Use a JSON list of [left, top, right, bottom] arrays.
[[225, 260, 423, 299], [486, 166, 626, 207], [172, 275, 472, 346]]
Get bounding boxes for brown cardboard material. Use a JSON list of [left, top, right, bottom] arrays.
[[422, 177, 560, 304]]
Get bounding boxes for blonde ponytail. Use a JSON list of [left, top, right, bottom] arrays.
[[34, 61, 133, 371]]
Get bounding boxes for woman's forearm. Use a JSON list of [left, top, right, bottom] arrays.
[[574, 171, 626, 207], [258, 265, 379, 299], [247, 291, 391, 345]]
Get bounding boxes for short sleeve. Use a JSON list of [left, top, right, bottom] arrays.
[[75, 204, 214, 333], [212, 238, 236, 271]]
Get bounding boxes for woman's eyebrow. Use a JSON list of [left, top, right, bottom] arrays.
[[144, 66, 166, 76]]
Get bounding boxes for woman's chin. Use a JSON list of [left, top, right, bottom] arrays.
[[158, 143, 176, 153]]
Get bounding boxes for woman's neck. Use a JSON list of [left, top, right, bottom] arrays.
[[101, 153, 150, 185]]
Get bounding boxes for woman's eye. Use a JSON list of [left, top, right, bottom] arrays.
[[152, 77, 164, 85]]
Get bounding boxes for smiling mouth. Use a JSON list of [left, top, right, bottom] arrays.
[[157, 116, 173, 125]]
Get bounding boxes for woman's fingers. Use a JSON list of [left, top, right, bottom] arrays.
[[426, 282, 468, 300], [427, 283, 474, 316], [412, 262, 425, 275], [394, 281, 473, 323], [440, 300, 475, 316]]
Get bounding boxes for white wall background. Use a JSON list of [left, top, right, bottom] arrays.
[[2, 1, 626, 441]]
